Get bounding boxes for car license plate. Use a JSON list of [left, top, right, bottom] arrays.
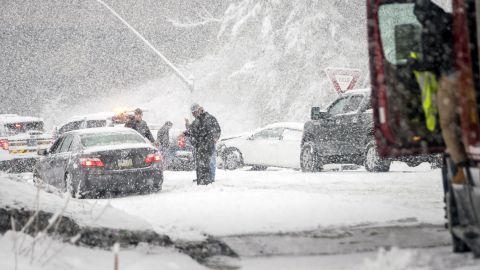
[[117, 159, 133, 168]]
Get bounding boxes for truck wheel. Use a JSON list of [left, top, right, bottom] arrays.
[[251, 165, 268, 171], [442, 157, 471, 253], [301, 143, 322, 172], [445, 191, 471, 253], [224, 149, 242, 170], [365, 141, 391, 172]]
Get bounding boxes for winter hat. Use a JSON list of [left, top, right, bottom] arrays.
[[190, 103, 201, 112], [134, 108, 143, 115]]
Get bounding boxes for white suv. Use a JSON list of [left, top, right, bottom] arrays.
[[0, 114, 52, 172]]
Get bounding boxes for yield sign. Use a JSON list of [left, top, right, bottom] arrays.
[[324, 68, 362, 94]]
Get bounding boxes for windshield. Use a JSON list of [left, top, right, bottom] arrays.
[[4, 121, 44, 136], [80, 131, 146, 148]]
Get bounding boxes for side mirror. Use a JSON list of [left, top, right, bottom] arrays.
[[394, 23, 421, 63], [311, 107, 327, 121], [37, 149, 48, 156]]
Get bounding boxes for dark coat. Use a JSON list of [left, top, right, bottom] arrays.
[[185, 112, 221, 156], [127, 120, 155, 143], [413, 1, 453, 76], [156, 124, 171, 148]]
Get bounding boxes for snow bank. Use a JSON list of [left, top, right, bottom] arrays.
[[0, 172, 152, 231], [359, 247, 478, 270], [0, 231, 206, 270]]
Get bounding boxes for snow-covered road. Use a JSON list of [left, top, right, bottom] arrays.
[[105, 163, 445, 240]]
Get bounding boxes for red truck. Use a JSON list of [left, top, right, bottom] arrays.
[[367, 0, 480, 255]]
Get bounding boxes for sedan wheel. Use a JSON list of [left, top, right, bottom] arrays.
[[224, 150, 242, 170], [33, 170, 43, 185]]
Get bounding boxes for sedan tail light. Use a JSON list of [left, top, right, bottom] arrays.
[[145, 153, 162, 164], [0, 139, 9, 150], [80, 158, 105, 168]]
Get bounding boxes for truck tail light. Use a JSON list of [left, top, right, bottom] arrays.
[[145, 153, 162, 164], [80, 158, 105, 168], [0, 139, 9, 150]]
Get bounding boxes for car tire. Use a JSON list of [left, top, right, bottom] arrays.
[[445, 190, 471, 253], [64, 173, 78, 198], [224, 149, 242, 170], [251, 165, 268, 171], [300, 143, 322, 172], [153, 172, 163, 192], [33, 170, 43, 185], [364, 141, 391, 172]]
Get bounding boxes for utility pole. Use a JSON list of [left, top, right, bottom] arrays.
[[94, 0, 194, 93]]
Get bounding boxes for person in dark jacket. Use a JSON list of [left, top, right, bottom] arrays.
[[126, 108, 155, 143], [413, 0, 467, 183], [156, 121, 173, 149], [156, 121, 173, 166], [184, 104, 221, 185]]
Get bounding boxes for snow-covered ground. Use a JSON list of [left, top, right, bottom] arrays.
[[2, 162, 480, 269], [0, 231, 206, 270], [106, 162, 445, 240]]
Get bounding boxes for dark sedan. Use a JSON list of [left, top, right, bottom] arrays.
[[34, 127, 163, 198]]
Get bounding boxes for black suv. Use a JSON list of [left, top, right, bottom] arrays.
[[301, 89, 439, 172]]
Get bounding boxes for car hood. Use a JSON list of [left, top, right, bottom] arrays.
[[220, 132, 251, 142]]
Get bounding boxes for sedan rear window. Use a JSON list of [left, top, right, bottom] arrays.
[[86, 120, 107, 128], [80, 132, 146, 148]]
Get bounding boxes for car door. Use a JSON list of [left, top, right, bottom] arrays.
[[339, 94, 367, 155], [52, 134, 75, 183], [321, 97, 349, 155], [368, 1, 445, 156], [277, 128, 303, 168], [244, 128, 284, 166], [40, 136, 65, 185]]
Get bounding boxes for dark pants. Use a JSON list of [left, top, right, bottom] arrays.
[[195, 148, 213, 185]]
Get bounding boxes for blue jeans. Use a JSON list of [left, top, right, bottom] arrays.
[[210, 153, 216, 181]]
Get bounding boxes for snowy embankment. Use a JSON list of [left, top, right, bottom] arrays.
[[0, 172, 151, 231], [0, 231, 206, 270], [2, 165, 480, 269]]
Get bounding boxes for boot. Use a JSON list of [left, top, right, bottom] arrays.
[[452, 165, 467, 185]]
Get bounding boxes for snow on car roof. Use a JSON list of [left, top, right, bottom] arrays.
[[0, 114, 43, 123], [65, 112, 115, 122], [69, 126, 137, 135], [264, 122, 304, 131]]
